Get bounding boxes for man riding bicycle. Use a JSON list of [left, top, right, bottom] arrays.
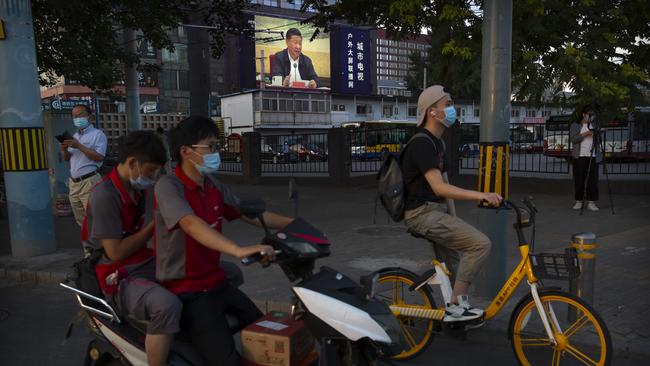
[[401, 85, 502, 322]]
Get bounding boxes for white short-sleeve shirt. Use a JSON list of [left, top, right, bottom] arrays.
[[68, 125, 107, 178]]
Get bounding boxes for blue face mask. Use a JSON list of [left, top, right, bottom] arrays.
[[73, 117, 90, 129], [130, 175, 154, 190], [441, 106, 457, 128], [129, 163, 155, 190], [192, 151, 221, 176]]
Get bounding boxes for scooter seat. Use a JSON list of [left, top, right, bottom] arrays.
[[125, 314, 240, 335]]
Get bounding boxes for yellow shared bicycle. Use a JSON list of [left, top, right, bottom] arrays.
[[372, 197, 611, 365]]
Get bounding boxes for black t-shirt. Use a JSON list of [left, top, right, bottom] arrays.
[[401, 128, 447, 210]]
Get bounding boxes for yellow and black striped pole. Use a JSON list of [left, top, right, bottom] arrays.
[[477, 142, 509, 207], [0, 127, 48, 172]]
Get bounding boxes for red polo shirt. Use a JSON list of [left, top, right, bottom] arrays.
[[153, 166, 242, 294], [82, 168, 152, 295]]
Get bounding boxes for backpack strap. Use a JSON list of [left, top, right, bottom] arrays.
[[399, 132, 437, 164]]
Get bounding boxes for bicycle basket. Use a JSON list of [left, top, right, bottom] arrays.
[[529, 247, 580, 281]]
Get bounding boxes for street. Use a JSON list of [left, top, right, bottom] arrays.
[[1, 279, 647, 365]]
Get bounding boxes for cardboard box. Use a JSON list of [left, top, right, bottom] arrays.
[[241, 312, 315, 366]]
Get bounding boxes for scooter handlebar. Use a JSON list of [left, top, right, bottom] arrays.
[[241, 250, 282, 267]]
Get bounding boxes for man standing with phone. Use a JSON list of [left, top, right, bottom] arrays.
[[60, 104, 107, 226]]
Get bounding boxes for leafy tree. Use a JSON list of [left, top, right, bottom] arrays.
[[33, 0, 252, 91], [304, 0, 650, 115]]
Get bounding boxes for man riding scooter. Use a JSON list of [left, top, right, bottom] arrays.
[[154, 115, 294, 366], [82, 131, 181, 366]]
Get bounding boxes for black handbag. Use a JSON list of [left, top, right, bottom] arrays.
[[71, 248, 104, 298]]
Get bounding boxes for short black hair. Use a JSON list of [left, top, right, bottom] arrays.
[[286, 28, 302, 39], [117, 130, 167, 165], [574, 104, 594, 124], [169, 115, 218, 163], [156, 126, 164, 134]]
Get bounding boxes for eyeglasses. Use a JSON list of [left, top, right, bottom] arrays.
[[191, 142, 220, 153]]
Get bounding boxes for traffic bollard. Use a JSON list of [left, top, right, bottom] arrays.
[[569, 232, 597, 322]]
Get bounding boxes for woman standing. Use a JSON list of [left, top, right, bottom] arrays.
[[570, 104, 602, 211]]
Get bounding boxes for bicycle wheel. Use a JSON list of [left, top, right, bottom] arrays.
[[510, 290, 611, 366], [376, 270, 437, 360]]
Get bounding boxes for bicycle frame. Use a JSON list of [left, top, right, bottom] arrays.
[[484, 244, 537, 320], [482, 243, 558, 345]]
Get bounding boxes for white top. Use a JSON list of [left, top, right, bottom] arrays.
[[68, 125, 107, 178], [579, 123, 595, 157], [288, 50, 303, 83]]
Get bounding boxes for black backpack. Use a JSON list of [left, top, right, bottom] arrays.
[[376, 132, 435, 222]]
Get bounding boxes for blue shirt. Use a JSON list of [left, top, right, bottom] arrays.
[[67, 125, 107, 179]]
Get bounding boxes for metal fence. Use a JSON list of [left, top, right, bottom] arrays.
[[459, 122, 571, 173], [215, 135, 242, 173], [459, 120, 650, 175], [348, 126, 416, 172], [260, 133, 329, 174]]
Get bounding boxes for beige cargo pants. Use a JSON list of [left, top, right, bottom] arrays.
[[404, 201, 491, 284]]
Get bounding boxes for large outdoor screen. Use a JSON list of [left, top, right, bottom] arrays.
[[254, 15, 331, 88]]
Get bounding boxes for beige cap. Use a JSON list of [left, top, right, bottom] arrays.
[[417, 85, 449, 126]]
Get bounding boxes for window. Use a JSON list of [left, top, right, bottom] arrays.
[[339, 104, 346, 111], [408, 106, 417, 117], [511, 109, 520, 117], [383, 105, 394, 117], [356, 104, 370, 114], [474, 109, 480, 117], [542, 110, 551, 117], [285, 0, 302, 9], [159, 70, 189, 90], [162, 43, 188, 64], [526, 110, 537, 117]]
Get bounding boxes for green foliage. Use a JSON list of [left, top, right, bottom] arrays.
[[304, 0, 650, 114], [33, 0, 251, 91]]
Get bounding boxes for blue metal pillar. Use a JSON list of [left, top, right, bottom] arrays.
[[0, 0, 56, 256]]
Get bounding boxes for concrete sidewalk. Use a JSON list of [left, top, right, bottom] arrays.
[[1, 179, 649, 359]]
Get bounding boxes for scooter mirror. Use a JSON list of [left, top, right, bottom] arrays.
[[239, 199, 266, 219]]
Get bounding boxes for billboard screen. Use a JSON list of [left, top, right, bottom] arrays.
[[254, 15, 331, 88], [331, 26, 372, 95]]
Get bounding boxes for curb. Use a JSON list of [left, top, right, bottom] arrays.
[[0, 266, 67, 285]]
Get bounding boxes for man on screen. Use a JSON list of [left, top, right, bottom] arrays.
[[272, 28, 320, 88]]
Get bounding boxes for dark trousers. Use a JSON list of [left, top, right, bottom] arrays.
[[179, 283, 263, 366], [573, 157, 599, 201]]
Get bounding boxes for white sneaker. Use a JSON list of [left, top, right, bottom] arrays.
[[572, 201, 583, 210], [444, 295, 483, 322], [587, 201, 599, 211]]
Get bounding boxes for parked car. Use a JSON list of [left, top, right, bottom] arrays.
[[458, 143, 480, 158], [260, 144, 283, 164]]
